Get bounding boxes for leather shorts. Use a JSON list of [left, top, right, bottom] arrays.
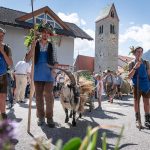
[[0, 74, 7, 93], [133, 86, 150, 99]]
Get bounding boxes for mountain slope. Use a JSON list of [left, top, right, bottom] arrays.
[[142, 50, 150, 62]]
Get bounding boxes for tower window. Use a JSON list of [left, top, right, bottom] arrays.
[[111, 11, 114, 18], [99, 25, 103, 34], [110, 24, 115, 34]]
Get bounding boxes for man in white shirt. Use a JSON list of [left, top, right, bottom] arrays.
[[14, 59, 31, 103]]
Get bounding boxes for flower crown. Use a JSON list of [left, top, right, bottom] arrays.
[[24, 21, 55, 48], [35, 21, 54, 34]]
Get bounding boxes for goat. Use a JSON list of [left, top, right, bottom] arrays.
[[48, 65, 94, 126], [48, 64, 81, 126], [60, 83, 80, 126], [60, 74, 95, 126]]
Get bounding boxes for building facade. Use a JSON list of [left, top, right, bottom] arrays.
[[74, 55, 94, 73], [95, 3, 119, 73], [0, 6, 93, 67]]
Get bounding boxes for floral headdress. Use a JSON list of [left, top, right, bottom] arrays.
[[24, 21, 55, 48], [36, 21, 54, 34]]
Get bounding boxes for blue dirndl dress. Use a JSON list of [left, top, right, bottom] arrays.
[[132, 62, 150, 94], [0, 52, 7, 76], [34, 50, 54, 82]]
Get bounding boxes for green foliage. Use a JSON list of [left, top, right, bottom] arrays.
[[79, 71, 93, 81], [24, 29, 34, 48], [62, 138, 81, 150], [114, 126, 124, 150], [86, 130, 98, 150], [102, 132, 107, 150], [123, 64, 129, 72], [32, 126, 124, 150], [24, 21, 55, 48]]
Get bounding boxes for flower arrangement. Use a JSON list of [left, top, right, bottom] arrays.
[[0, 119, 17, 150]]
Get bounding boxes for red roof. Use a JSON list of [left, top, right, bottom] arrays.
[[74, 55, 94, 73], [118, 55, 134, 63], [74, 55, 134, 73]]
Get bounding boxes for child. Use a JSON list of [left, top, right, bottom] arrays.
[[95, 74, 103, 109]]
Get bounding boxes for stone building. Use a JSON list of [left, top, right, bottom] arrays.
[[95, 3, 119, 73]]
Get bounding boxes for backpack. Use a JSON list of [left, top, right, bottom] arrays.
[[130, 60, 149, 71], [4, 44, 10, 56]]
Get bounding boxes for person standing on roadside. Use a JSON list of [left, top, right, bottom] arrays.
[[95, 74, 103, 109], [25, 24, 58, 128], [128, 46, 150, 128], [0, 27, 13, 119], [14, 58, 31, 103]]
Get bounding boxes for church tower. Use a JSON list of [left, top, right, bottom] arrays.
[[95, 3, 119, 73]]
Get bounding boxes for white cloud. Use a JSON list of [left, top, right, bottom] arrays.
[[119, 24, 150, 51], [80, 19, 86, 26], [74, 29, 95, 58], [57, 12, 95, 58], [57, 12, 86, 26]]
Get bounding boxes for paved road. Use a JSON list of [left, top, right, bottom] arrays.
[[6, 95, 150, 150]]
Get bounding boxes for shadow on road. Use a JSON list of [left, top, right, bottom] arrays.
[[119, 143, 138, 149], [106, 142, 138, 150], [114, 101, 134, 107], [83, 109, 119, 120], [7, 108, 22, 122], [39, 119, 121, 149], [104, 110, 126, 116]]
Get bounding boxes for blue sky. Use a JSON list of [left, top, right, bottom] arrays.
[[1, 0, 150, 58]]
